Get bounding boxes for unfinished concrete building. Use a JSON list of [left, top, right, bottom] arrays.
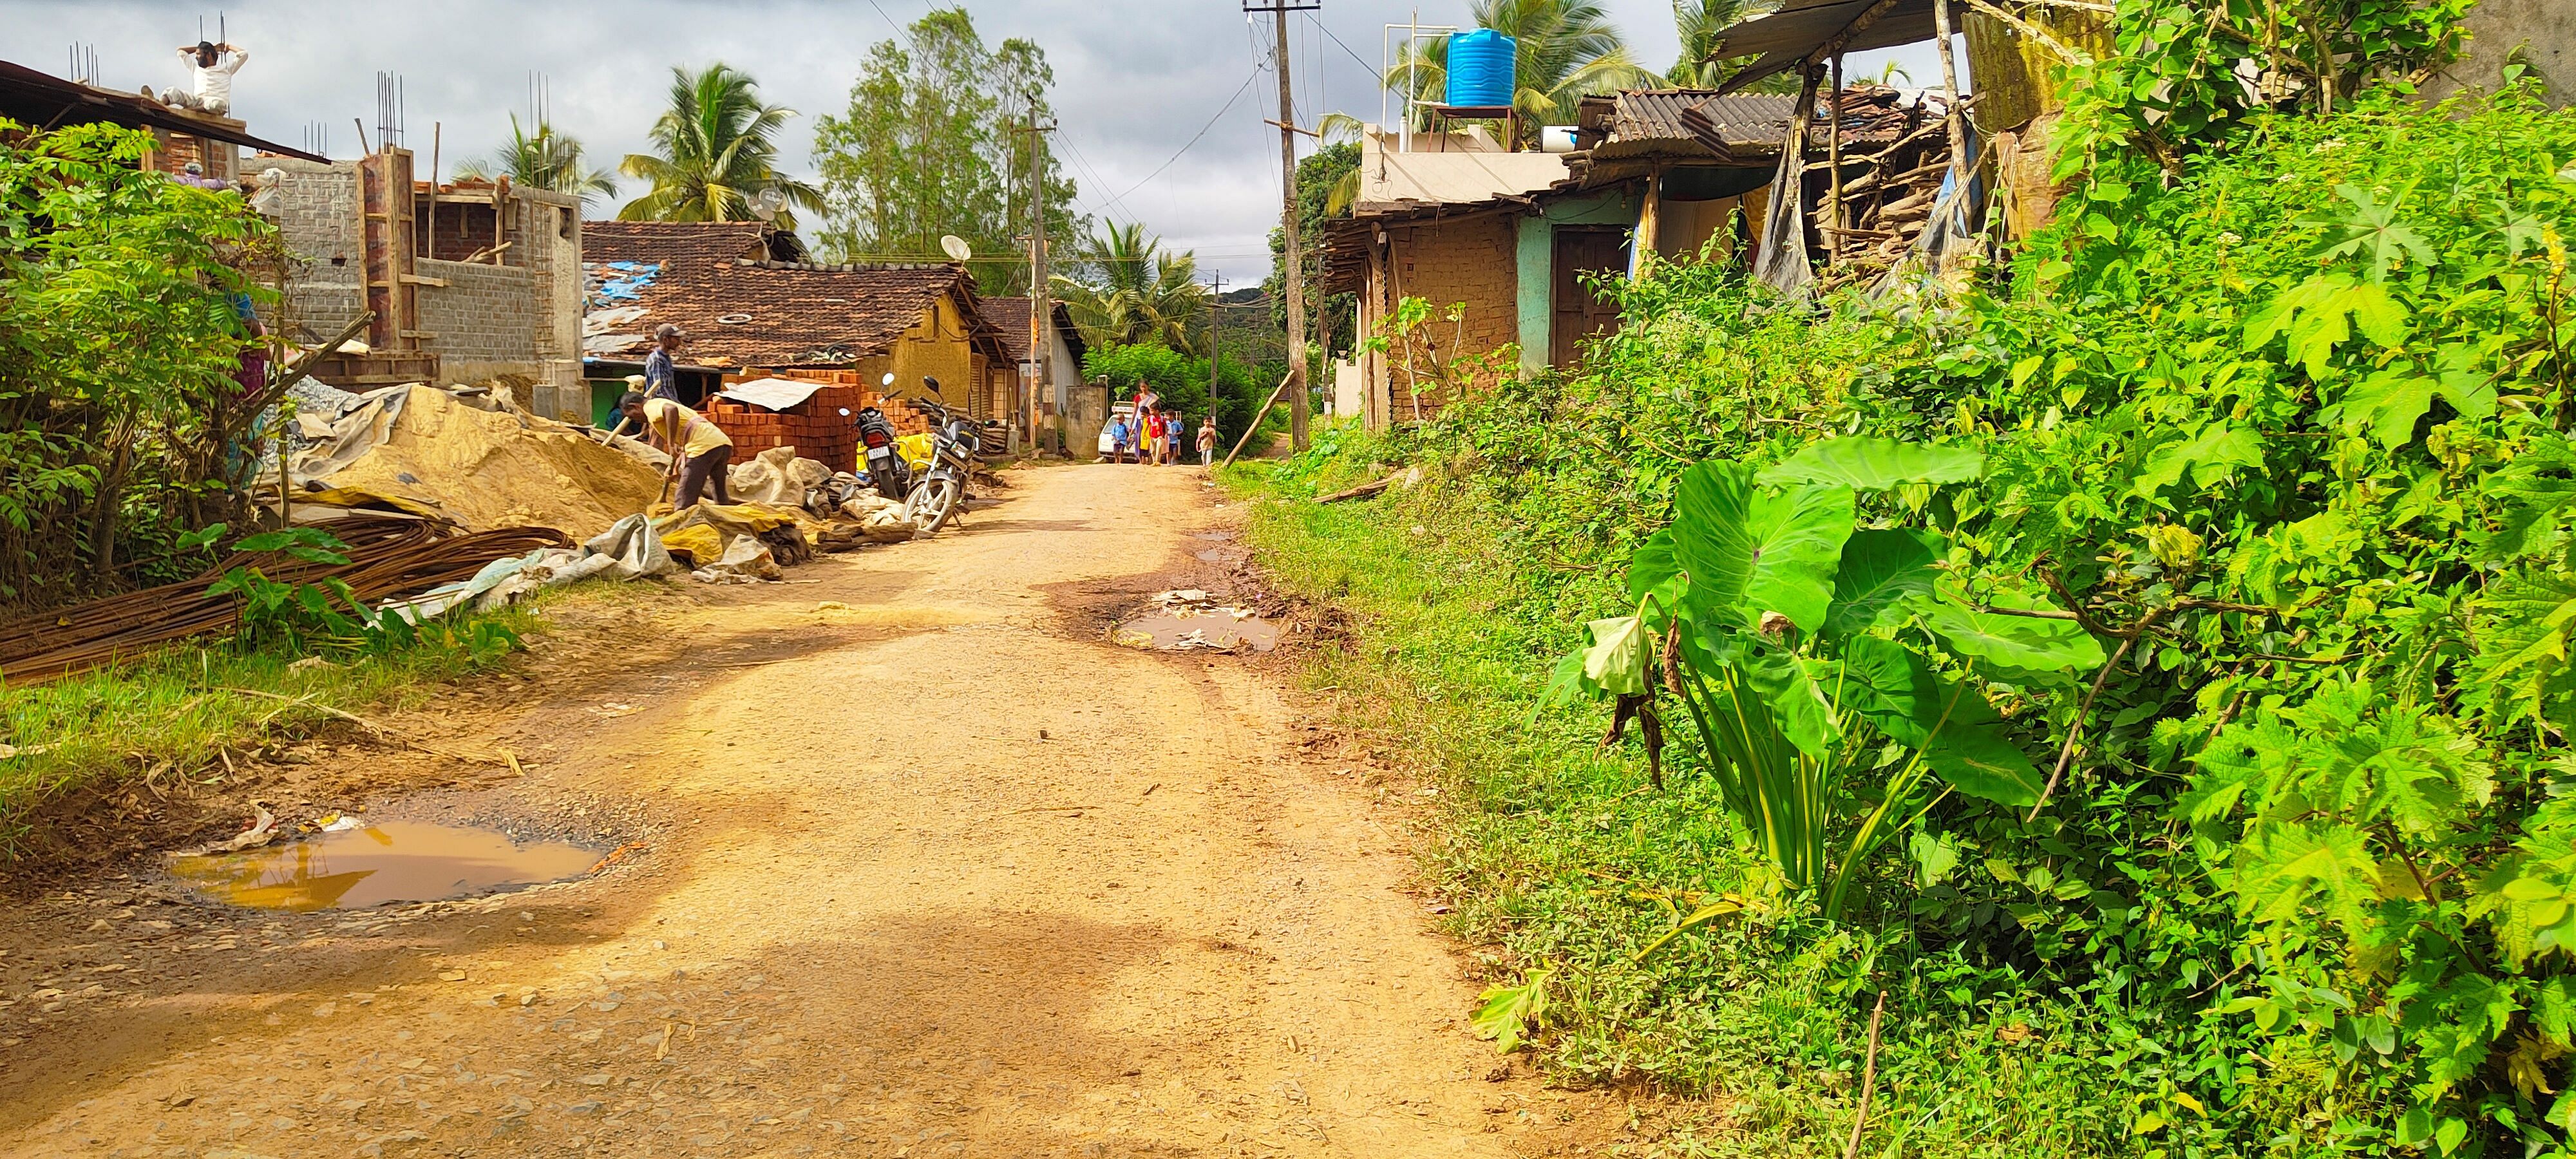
[[254, 148, 585, 419]]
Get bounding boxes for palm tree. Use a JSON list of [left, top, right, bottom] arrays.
[[617, 64, 823, 227], [1385, 0, 1653, 145], [1051, 223, 1210, 353], [455, 115, 616, 207], [1667, 0, 1779, 88]]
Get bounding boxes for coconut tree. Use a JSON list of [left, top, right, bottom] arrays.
[[1385, 0, 1652, 144], [1050, 223, 1209, 353], [1667, 0, 1781, 88], [455, 115, 616, 207], [617, 64, 823, 227]]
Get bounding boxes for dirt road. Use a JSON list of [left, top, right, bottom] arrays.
[[1, 466, 1618, 1157]]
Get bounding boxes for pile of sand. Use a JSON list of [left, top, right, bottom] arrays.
[[315, 386, 663, 538]]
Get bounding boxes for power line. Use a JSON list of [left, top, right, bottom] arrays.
[[1108, 69, 1260, 207], [1311, 14, 1378, 77], [864, 0, 907, 38]]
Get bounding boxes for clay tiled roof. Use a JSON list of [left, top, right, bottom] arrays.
[[582, 221, 999, 368], [980, 297, 1088, 365]]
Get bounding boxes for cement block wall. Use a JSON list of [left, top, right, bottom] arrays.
[[254, 159, 583, 377], [255, 158, 366, 344], [416, 258, 541, 365]]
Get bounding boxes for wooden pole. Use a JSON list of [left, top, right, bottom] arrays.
[[1931, 0, 1972, 173], [1220, 370, 1296, 469], [1840, 990, 1888, 1159], [1826, 56, 1844, 265], [1270, 3, 1310, 451]]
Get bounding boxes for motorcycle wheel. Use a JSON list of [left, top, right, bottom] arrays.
[[908, 476, 963, 534]]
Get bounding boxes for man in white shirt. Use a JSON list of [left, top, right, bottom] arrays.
[[159, 41, 247, 116]]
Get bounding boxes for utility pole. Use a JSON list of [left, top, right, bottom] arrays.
[[1207, 272, 1226, 417], [1246, 0, 1318, 451], [1016, 114, 1057, 453]]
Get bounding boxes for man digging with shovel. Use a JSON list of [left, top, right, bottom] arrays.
[[621, 391, 735, 509]]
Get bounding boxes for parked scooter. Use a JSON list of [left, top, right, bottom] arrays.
[[853, 376, 914, 503], [901, 375, 981, 534]]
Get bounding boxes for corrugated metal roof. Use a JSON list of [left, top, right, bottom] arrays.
[[1708, 0, 1942, 92]]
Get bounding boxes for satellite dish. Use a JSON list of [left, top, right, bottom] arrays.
[[751, 187, 787, 221], [939, 235, 972, 262]]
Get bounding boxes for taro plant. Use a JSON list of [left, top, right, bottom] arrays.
[[204, 527, 368, 654], [1549, 438, 2105, 917]]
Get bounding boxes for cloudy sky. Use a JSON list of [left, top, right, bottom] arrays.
[[8, 1, 1940, 285]]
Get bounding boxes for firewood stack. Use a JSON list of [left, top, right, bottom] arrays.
[[1814, 85, 1967, 281]]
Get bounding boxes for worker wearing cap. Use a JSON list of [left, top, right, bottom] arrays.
[[621, 391, 734, 508], [643, 324, 685, 402]]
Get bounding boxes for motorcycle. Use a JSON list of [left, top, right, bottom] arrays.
[[900, 375, 981, 534], [853, 375, 914, 504]]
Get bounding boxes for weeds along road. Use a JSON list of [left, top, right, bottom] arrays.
[[0, 464, 1615, 1158]]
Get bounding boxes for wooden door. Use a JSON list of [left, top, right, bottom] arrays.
[[1551, 227, 1628, 368]]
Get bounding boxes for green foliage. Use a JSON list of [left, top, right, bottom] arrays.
[[453, 115, 614, 207], [810, 6, 1081, 294], [1054, 223, 1209, 354], [617, 64, 823, 228], [1248, 82, 2576, 1156], [0, 120, 278, 610], [1081, 341, 1283, 448]]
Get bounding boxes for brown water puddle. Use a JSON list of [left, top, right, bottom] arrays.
[[169, 820, 598, 912]]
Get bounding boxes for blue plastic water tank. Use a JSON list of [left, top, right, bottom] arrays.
[[1444, 30, 1516, 108]]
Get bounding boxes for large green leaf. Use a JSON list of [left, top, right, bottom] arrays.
[[1627, 528, 1686, 624], [1670, 462, 1855, 633], [1757, 437, 1985, 491], [1740, 646, 1839, 759], [1823, 529, 1938, 641], [1837, 635, 2045, 806], [1918, 590, 2107, 673]]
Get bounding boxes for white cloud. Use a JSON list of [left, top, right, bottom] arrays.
[[9, 0, 1946, 281]]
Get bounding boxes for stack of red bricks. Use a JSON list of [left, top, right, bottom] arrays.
[[703, 372, 933, 474]]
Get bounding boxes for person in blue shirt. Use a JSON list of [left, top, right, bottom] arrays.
[[1106, 416, 1131, 464], [643, 324, 685, 400]]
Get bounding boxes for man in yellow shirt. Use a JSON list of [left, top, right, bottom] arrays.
[[620, 391, 735, 507]]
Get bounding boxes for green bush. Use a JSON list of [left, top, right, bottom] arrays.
[[0, 120, 279, 610], [1245, 86, 2576, 1156]]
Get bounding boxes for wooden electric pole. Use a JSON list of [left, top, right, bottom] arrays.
[[1246, 0, 1318, 451]]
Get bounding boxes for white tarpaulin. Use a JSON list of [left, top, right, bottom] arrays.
[[717, 379, 829, 412]]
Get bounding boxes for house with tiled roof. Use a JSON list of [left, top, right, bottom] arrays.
[[579, 221, 1019, 461]]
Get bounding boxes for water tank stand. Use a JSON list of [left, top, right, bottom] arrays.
[[1421, 104, 1520, 151]]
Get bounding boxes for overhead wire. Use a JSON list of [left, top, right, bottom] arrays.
[[1107, 68, 1260, 208]]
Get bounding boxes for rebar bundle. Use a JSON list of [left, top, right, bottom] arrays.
[[0, 516, 571, 686]]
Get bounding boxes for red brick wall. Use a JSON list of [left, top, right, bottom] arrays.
[[708, 369, 934, 475]]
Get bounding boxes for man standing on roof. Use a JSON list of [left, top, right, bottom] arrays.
[[643, 324, 685, 402], [621, 391, 735, 508], [157, 41, 247, 116]]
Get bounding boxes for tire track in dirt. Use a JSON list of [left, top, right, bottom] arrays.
[[0, 465, 1626, 1157]]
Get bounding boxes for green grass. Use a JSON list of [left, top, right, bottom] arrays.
[[1222, 459, 2150, 1158], [0, 601, 552, 858]]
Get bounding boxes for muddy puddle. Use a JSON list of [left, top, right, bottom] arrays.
[[1113, 589, 1279, 653], [169, 820, 599, 912]]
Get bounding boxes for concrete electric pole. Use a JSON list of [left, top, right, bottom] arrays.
[[1016, 114, 1057, 453], [1246, 0, 1318, 451], [1207, 272, 1226, 413]]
